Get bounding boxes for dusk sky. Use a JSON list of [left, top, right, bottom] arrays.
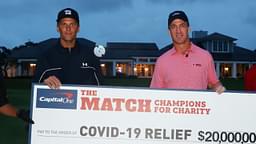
[[0, 0, 256, 50]]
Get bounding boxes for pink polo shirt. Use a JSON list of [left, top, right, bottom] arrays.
[[150, 43, 219, 90]]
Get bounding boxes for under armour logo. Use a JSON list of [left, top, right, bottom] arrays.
[[64, 10, 72, 15], [82, 62, 88, 67]]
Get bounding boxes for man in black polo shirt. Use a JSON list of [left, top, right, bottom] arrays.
[[34, 8, 102, 88]]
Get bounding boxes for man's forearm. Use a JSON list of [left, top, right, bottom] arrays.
[[0, 104, 17, 117]]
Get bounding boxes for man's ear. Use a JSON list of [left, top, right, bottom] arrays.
[[77, 26, 80, 33], [188, 27, 191, 32], [168, 29, 171, 36]]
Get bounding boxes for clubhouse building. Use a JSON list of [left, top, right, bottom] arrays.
[[7, 31, 256, 78]]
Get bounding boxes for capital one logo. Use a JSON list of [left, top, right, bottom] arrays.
[[36, 89, 77, 109]]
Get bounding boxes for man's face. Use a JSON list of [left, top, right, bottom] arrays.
[[168, 19, 189, 45], [57, 18, 80, 42]]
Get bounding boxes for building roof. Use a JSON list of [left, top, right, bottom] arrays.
[[202, 32, 237, 41], [106, 42, 158, 51], [10, 38, 56, 59], [231, 46, 256, 61], [102, 42, 160, 59]]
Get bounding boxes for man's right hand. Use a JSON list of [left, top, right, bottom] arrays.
[[215, 85, 226, 94], [43, 76, 62, 89]]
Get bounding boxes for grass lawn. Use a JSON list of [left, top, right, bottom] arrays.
[[0, 77, 245, 143], [220, 78, 244, 91]]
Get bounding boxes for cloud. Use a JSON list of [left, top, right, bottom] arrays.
[[147, 0, 223, 5], [0, 1, 133, 18], [73, 0, 133, 14], [245, 8, 256, 27]]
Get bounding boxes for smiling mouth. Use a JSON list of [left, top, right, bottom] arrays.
[[176, 35, 183, 39]]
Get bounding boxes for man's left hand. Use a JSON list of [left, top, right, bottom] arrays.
[[16, 109, 35, 124]]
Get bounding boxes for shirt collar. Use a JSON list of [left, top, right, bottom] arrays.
[[170, 42, 195, 55], [57, 39, 80, 54]]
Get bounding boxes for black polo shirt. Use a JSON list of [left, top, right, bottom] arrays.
[[33, 39, 101, 85]]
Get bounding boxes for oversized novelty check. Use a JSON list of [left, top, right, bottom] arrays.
[[29, 84, 256, 144]]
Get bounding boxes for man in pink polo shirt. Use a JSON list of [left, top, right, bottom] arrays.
[[150, 10, 225, 94]]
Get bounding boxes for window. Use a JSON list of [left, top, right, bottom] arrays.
[[223, 42, 228, 51], [149, 58, 157, 62], [213, 40, 218, 52], [212, 40, 229, 53], [138, 58, 148, 62], [218, 41, 223, 51]]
